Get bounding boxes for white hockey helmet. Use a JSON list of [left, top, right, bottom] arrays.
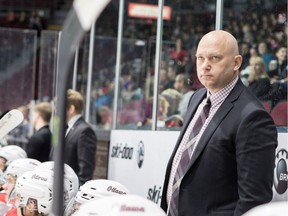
[[64, 179, 130, 216], [73, 194, 167, 216], [14, 170, 54, 215], [34, 161, 79, 208], [5, 158, 41, 178], [0, 145, 27, 167], [76, 179, 129, 203], [2, 158, 41, 202]]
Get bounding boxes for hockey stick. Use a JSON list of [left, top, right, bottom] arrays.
[[0, 109, 24, 140], [51, 0, 111, 215]]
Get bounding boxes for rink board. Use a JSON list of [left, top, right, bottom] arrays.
[[108, 130, 288, 205]]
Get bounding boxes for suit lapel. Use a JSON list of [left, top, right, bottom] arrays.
[[65, 117, 83, 140], [186, 79, 244, 171]]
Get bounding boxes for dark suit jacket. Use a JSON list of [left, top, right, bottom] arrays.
[[26, 125, 51, 162], [64, 117, 97, 185], [161, 79, 277, 216]]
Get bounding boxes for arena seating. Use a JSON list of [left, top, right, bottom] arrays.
[[261, 100, 272, 113], [270, 100, 288, 126]]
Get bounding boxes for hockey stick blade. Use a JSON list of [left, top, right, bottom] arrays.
[[0, 109, 24, 140], [51, 1, 111, 215]]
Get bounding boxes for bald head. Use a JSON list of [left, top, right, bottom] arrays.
[[195, 30, 242, 93], [198, 30, 240, 56]]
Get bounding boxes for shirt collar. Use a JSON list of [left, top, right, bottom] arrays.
[[207, 76, 238, 107], [67, 114, 82, 128]]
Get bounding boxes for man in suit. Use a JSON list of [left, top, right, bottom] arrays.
[[26, 102, 52, 162], [64, 89, 97, 185], [161, 30, 278, 216]]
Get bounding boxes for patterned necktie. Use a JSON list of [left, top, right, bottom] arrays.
[[168, 98, 211, 216]]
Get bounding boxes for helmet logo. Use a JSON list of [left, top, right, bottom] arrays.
[[31, 174, 48, 182], [107, 186, 127, 195], [120, 205, 145, 212]]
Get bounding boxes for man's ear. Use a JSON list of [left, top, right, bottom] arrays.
[[234, 55, 243, 71], [67, 105, 75, 115]]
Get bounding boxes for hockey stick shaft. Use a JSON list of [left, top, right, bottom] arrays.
[[52, 1, 111, 215], [52, 8, 86, 216]]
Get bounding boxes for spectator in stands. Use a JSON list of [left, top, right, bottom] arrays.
[[94, 80, 114, 109], [239, 42, 251, 70], [97, 106, 112, 130], [184, 46, 197, 75], [268, 45, 288, 107], [247, 56, 271, 100], [26, 102, 52, 162], [250, 45, 259, 58], [159, 67, 169, 94], [161, 88, 181, 117], [242, 24, 254, 44], [164, 61, 177, 89], [174, 73, 195, 117], [240, 56, 259, 86], [141, 95, 170, 128], [258, 42, 275, 71], [121, 72, 143, 103], [169, 37, 188, 66]]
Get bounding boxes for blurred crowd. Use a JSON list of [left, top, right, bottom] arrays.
[[0, 10, 46, 37], [0, 2, 287, 130], [90, 4, 287, 129]]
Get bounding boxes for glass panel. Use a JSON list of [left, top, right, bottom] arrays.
[[115, 38, 147, 129], [0, 27, 37, 111], [74, 33, 90, 96], [74, 0, 217, 131], [223, 0, 287, 126], [0, 27, 37, 148], [72, 32, 95, 125], [77, 36, 147, 130], [150, 0, 216, 130], [38, 30, 59, 101]]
